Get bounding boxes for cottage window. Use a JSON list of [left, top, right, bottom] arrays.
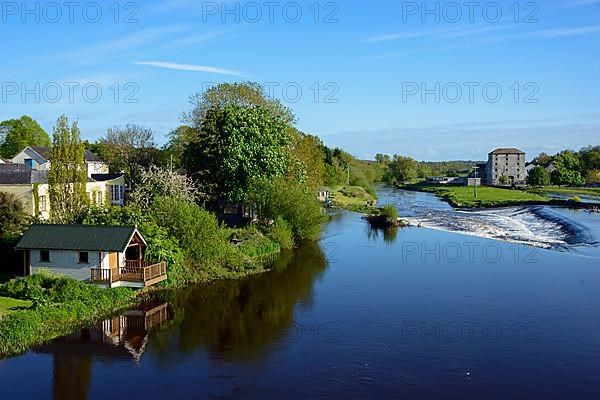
[[79, 252, 89, 264], [40, 250, 50, 263]]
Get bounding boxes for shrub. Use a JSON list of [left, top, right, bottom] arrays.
[[232, 225, 281, 259], [248, 177, 327, 241], [381, 204, 399, 220], [572, 196, 582, 203], [0, 274, 135, 357], [148, 196, 242, 272], [268, 217, 294, 249]]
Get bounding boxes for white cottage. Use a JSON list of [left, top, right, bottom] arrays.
[[16, 225, 167, 288]]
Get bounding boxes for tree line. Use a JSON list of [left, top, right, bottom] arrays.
[[528, 147, 600, 187]]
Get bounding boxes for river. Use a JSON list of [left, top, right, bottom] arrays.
[[1, 186, 600, 399]]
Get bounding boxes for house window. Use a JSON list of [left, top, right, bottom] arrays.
[[40, 250, 50, 263], [39, 195, 47, 211], [79, 252, 89, 264], [109, 185, 124, 203], [25, 159, 36, 168]]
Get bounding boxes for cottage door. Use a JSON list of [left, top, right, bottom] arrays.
[[109, 252, 119, 269]]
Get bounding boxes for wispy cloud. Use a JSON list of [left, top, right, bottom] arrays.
[[531, 24, 600, 38], [68, 25, 188, 64], [364, 24, 600, 60], [361, 23, 512, 44], [134, 61, 248, 77], [165, 30, 230, 49]]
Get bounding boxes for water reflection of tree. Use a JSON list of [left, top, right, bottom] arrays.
[[149, 241, 328, 364], [367, 226, 398, 245], [52, 354, 92, 400]]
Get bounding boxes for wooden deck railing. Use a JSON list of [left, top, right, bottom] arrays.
[[91, 261, 167, 286]]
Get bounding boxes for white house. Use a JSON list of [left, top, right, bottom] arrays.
[[9, 146, 110, 177], [16, 225, 167, 288], [1, 146, 126, 218], [0, 165, 125, 220]]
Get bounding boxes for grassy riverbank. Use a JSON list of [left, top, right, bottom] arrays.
[[0, 225, 284, 359], [0, 274, 138, 357], [526, 186, 600, 197], [403, 184, 550, 208], [0, 245, 278, 359], [330, 185, 378, 214]]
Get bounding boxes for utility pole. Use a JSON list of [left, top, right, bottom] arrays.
[[473, 165, 478, 198], [347, 166, 350, 186]]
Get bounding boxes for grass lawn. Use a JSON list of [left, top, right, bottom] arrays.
[[330, 185, 378, 213], [406, 184, 550, 208], [0, 297, 31, 319], [527, 186, 600, 197]]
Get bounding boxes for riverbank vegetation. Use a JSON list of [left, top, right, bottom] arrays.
[[0, 273, 136, 357], [526, 186, 600, 197], [404, 184, 550, 208], [366, 204, 408, 228], [0, 83, 340, 356], [329, 185, 377, 213]]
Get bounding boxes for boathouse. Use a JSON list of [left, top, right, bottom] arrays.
[[16, 225, 167, 288]]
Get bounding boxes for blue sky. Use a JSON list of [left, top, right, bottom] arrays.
[[1, 0, 599, 160]]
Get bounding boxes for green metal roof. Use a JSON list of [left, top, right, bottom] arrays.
[[15, 225, 141, 252]]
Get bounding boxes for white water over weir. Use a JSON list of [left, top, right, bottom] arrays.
[[377, 186, 595, 250]]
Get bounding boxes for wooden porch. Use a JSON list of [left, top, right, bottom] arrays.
[[90, 260, 167, 287]]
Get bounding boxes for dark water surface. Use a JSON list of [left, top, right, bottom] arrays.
[[2, 187, 600, 399]]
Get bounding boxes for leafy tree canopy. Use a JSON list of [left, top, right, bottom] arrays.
[[48, 115, 87, 224], [186, 82, 294, 129], [184, 104, 291, 203], [527, 166, 551, 187], [0, 116, 50, 158]]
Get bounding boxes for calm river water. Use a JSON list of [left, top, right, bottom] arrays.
[[1, 186, 600, 399]]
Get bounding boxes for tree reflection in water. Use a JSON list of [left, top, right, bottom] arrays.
[[149, 240, 328, 364], [367, 226, 399, 245]]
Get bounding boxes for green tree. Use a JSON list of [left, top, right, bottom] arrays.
[[184, 105, 291, 202], [551, 151, 585, 186], [288, 129, 326, 189], [532, 152, 553, 167], [48, 116, 87, 224], [186, 82, 294, 129], [0, 116, 50, 158], [165, 125, 197, 169], [387, 155, 418, 184], [579, 146, 600, 174], [527, 166, 551, 186], [0, 192, 29, 237], [587, 169, 600, 185], [247, 177, 325, 241]]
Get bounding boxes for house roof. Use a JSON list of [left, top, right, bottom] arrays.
[[0, 164, 47, 184], [489, 148, 526, 155], [26, 147, 104, 163], [90, 173, 125, 182], [29, 146, 51, 159], [16, 225, 143, 252]]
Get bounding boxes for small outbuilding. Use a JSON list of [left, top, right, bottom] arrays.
[[316, 187, 331, 202], [16, 225, 166, 288]]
